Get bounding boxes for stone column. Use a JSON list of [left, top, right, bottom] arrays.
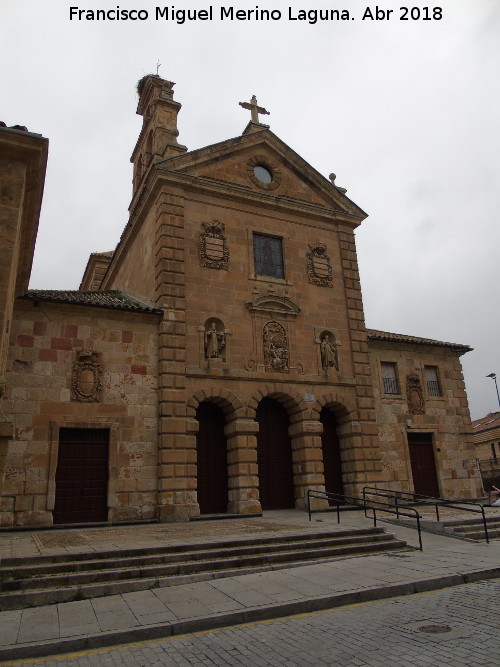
[[225, 418, 261, 515], [288, 420, 329, 511]]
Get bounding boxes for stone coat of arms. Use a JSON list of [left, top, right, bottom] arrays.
[[71, 349, 103, 403]]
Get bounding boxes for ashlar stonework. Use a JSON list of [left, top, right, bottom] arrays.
[[0, 77, 481, 527]]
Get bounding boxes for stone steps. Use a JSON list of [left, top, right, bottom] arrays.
[[441, 515, 500, 541], [0, 527, 406, 610]]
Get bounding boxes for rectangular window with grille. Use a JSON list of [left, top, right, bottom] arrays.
[[253, 233, 284, 279], [424, 366, 441, 396], [381, 362, 399, 394]]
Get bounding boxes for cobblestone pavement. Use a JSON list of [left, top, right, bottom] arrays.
[[5, 579, 499, 666]]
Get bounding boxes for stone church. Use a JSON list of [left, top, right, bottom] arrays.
[[0, 76, 482, 527]]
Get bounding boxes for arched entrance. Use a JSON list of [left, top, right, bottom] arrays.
[[320, 407, 345, 499], [256, 397, 295, 510], [196, 402, 228, 514]]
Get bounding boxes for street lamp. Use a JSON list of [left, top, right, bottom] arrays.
[[486, 373, 500, 408]]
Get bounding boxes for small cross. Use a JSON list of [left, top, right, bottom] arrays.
[[239, 95, 270, 124], [156, 60, 161, 75]]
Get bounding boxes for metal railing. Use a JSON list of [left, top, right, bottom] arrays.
[[362, 486, 491, 544], [307, 489, 423, 551]]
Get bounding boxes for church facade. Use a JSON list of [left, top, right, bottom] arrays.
[[0, 77, 481, 527]]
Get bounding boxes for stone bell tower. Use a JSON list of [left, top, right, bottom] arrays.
[[131, 75, 187, 194]]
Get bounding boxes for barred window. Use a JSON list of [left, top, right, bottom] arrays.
[[381, 362, 399, 394], [253, 233, 284, 279], [424, 366, 441, 397]]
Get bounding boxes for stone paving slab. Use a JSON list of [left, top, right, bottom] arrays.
[[0, 509, 499, 661]]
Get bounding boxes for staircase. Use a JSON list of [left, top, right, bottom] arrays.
[[0, 527, 406, 611], [440, 515, 500, 541]]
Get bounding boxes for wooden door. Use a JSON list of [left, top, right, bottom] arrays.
[[408, 433, 440, 498], [256, 398, 295, 510], [320, 408, 345, 501], [53, 428, 109, 524], [196, 402, 228, 514]]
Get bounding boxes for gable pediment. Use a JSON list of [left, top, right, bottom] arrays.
[[154, 129, 366, 220]]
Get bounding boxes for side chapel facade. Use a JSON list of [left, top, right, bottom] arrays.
[[0, 76, 482, 527]]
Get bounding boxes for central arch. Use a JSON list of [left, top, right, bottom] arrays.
[[256, 397, 295, 510]]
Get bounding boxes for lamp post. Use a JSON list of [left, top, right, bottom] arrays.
[[486, 373, 500, 408]]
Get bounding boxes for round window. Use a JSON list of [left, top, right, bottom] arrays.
[[253, 165, 273, 184]]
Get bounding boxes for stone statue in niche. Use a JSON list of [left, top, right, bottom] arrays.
[[204, 320, 226, 359], [71, 349, 102, 403], [199, 219, 229, 270], [306, 242, 333, 287], [407, 374, 425, 415], [263, 321, 290, 373], [320, 331, 339, 370]]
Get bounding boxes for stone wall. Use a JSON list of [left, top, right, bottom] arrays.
[[0, 301, 159, 526], [368, 340, 482, 499]]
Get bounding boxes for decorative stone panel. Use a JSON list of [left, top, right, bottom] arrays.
[[71, 349, 102, 403], [198, 220, 229, 270], [263, 321, 290, 373], [406, 374, 425, 415], [306, 242, 333, 287]]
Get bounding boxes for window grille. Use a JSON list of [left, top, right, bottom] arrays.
[[381, 362, 399, 394], [424, 366, 441, 396]]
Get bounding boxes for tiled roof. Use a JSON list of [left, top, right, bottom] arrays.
[[471, 412, 500, 443], [20, 290, 162, 314], [366, 329, 472, 352]]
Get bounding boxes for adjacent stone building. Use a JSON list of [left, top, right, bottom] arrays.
[[0, 77, 482, 527]]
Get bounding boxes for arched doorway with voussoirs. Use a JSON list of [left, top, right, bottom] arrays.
[[320, 407, 345, 501], [256, 397, 295, 510], [195, 401, 228, 514]]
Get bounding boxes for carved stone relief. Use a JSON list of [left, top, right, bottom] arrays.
[[71, 350, 102, 403], [306, 242, 333, 287], [204, 318, 226, 360], [319, 330, 339, 370], [407, 374, 425, 415], [199, 220, 229, 270], [263, 321, 290, 373]]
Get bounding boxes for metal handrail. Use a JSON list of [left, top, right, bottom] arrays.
[[307, 489, 423, 551], [362, 486, 490, 544]]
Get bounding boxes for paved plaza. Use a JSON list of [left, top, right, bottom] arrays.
[[0, 508, 499, 663], [2, 579, 499, 666]]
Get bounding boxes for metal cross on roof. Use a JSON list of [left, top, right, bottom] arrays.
[[239, 95, 270, 123]]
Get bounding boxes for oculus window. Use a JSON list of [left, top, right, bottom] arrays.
[[253, 233, 284, 279], [253, 165, 273, 184]]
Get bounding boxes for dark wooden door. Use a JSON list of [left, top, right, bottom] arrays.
[[320, 408, 345, 501], [256, 398, 295, 510], [53, 428, 109, 524], [196, 402, 228, 514], [408, 433, 440, 498]]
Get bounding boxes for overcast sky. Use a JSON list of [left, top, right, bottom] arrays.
[[2, 0, 499, 420]]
